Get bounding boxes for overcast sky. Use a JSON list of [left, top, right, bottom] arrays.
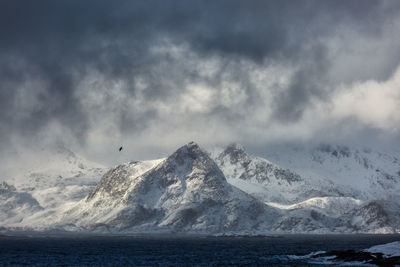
[[1, 0, 400, 165]]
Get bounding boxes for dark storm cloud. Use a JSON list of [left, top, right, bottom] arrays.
[[0, 0, 399, 152], [273, 44, 331, 122]]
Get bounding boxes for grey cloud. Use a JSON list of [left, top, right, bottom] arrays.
[[272, 44, 331, 122], [1, 0, 400, 161]]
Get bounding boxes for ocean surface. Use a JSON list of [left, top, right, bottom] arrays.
[[0, 234, 399, 266]]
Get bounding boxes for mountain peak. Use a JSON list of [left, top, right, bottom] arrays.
[[88, 142, 224, 201], [182, 141, 201, 151], [165, 142, 226, 183], [78, 142, 278, 233], [169, 141, 206, 161]]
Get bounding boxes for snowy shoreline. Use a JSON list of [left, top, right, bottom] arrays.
[[309, 241, 400, 266]]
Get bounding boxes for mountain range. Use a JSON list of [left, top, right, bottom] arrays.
[[1, 142, 399, 235]]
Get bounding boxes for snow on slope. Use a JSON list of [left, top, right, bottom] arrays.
[[214, 144, 356, 204], [214, 143, 303, 203], [2, 142, 400, 234], [267, 197, 363, 215], [54, 142, 279, 234], [263, 144, 400, 201], [0, 146, 106, 228], [0, 183, 43, 226], [5, 145, 105, 191], [269, 197, 400, 233], [215, 143, 400, 233]]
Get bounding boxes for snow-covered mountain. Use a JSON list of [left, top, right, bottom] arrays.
[[0, 182, 43, 226], [214, 143, 400, 233], [5, 145, 105, 192], [263, 143, 400, 201], [268, 197, 400, 233], [1, 142, 400, 234], [213, 143, 355, 204], [214, 143, 303, 203], [0, 146, 107, 229], [54, 142, 278, 234]]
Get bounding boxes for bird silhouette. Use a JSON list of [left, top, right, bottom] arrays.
[[119, 146, 123, 152]]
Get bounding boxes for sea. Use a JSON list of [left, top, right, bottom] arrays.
[[0, 234, 399, 266]]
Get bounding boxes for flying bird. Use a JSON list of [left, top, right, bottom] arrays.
[[119, 146, 123, 152]]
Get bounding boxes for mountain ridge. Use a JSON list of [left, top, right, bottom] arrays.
[[55, 142, 278, 234], [1, 142, 399, 235]]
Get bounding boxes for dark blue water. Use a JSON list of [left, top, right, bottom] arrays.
[[0, 234, 399, 266]]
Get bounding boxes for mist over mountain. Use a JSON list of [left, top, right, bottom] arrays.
[[1, 3, 400, 266], [1, 1, 400, 167], [214, 143, 400, 233], [1, 142, 399, 235]]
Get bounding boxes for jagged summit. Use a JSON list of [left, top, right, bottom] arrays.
[[168, 141, 206, 161], [215, 143, 302, 185], [163, 141, 227, 183], [214, 143, 305, 204]]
